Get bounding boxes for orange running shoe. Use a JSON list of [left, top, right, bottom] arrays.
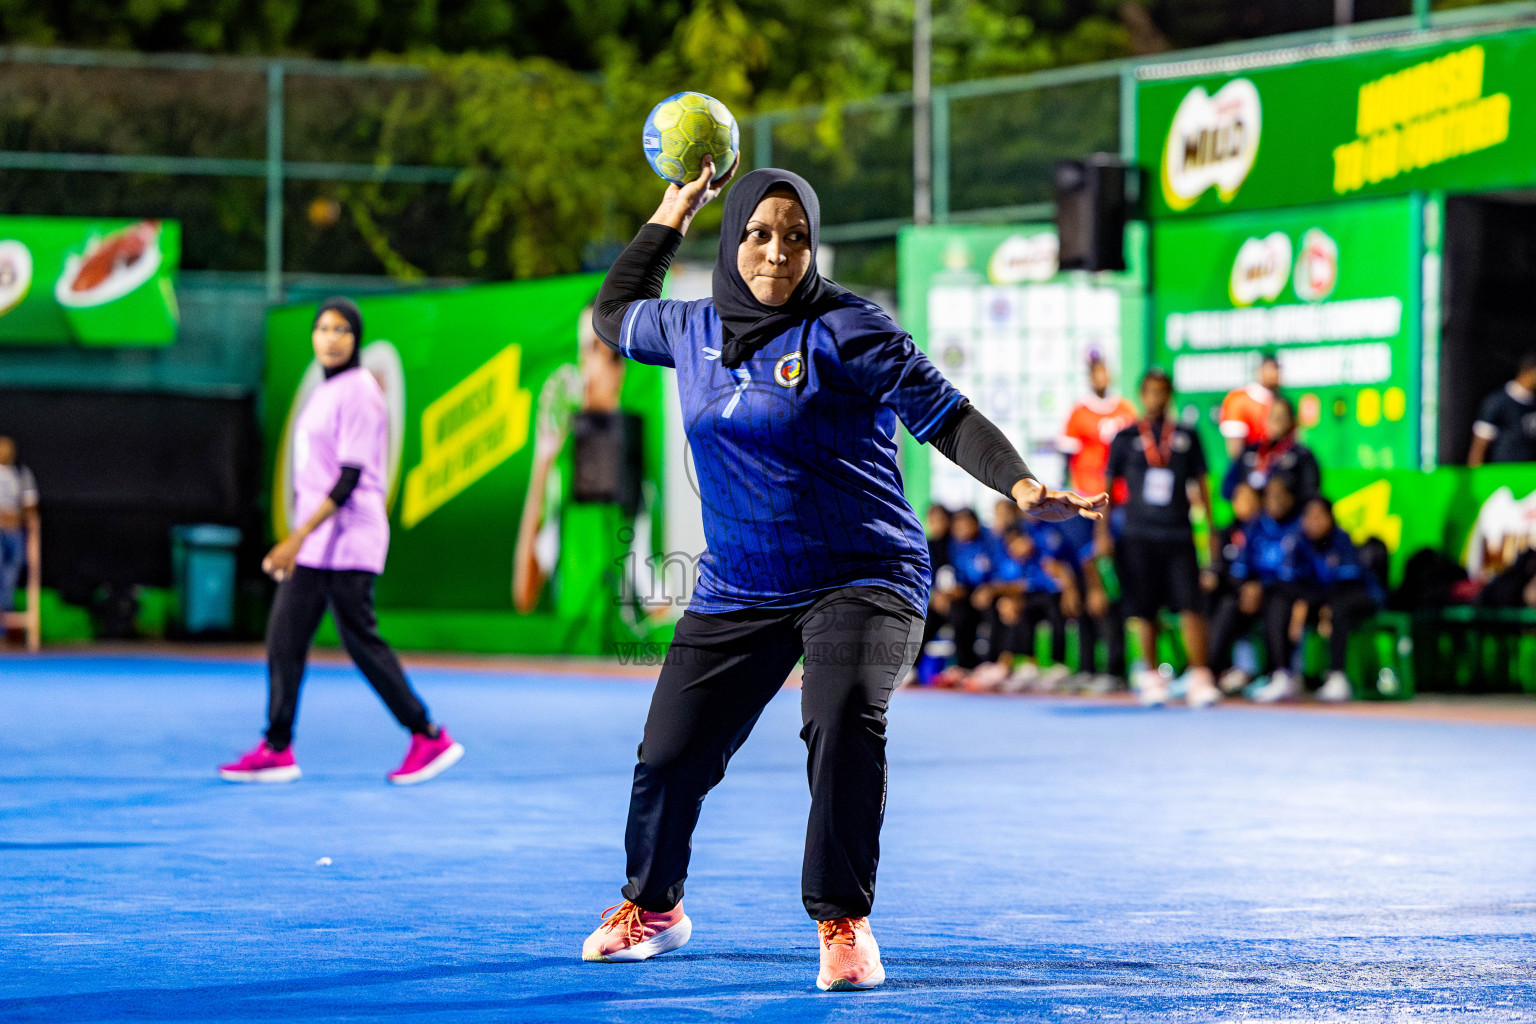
[[581, 900, 692, 962], [815, 916, 885, 991]]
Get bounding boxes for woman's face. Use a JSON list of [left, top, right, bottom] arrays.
[[312, 309, 356, 369], [736, 191, 812, 306], [1302, 501, 1334, 542], [1264, 477, 1296, 521], [926, 505, 951, 537], [1266, 399, 1295, 439], [1231, 482, 1261, 523]]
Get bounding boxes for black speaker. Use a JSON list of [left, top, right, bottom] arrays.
[[1055, 154, 1129, 272], [572, 411, 643, 515]]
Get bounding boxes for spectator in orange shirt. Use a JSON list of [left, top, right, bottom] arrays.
[[1058, 353, 1137, 497], [1219, 353, 1281, 460]]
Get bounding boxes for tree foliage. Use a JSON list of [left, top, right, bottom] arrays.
[[0, 0, 1464, 279]]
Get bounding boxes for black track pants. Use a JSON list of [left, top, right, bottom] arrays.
[[264, 566, 432, 751], [1309, 582, 1381, 672], [621, 586, 924, 921], [1209, 585, 1297, 675]]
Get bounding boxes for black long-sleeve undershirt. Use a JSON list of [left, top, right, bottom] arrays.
[[929, 401, 1036, 499], [593, 223, 683, 350], [328, 465, 362, 507], [591, 224, 1033, 499]]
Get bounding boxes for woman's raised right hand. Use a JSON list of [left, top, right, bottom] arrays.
[[649, 152, 739, 235]]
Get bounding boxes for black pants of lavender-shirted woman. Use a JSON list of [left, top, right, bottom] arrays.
[[264, 565, 432, 751]]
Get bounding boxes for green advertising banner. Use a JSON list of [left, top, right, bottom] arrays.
[[264, 276, 668, 654], [1153, 196, 1419, 472], [1137, 27, 1536, 217], [1328, 464, 1536, 585], [0, 217, 179, 346], [898, 222, 1147, 512]]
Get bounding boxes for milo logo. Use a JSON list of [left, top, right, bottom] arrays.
[[1229, 231, 1292, 307], [1162, 79, 1262, 211], [987, 233, 1059, 284]]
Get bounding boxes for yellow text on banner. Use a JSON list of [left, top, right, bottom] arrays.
[[401, 343, 531, 528]]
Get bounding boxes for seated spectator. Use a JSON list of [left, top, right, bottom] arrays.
[[969, 528, 1071, 691], [1209, 473, 1303, 700], [921, 503, 954, 653], [941, 508, 992, 669], [1477, 549, 1536, 609], [1282, 495, 1384, 703], [1221, 394, 1320, 504], [989, 497, 1021, 561], [1034, 514, 1126, 688], [1204, 479, 1262, 613], [0, 435, 39, 619], [925, 503, 952, 572]]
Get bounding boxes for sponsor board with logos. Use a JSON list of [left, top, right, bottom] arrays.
[[899, 222, 1146, 516], [0, 216, 180, 346], [1153, 196, 1418, 473], [1327, 465, 1536, 586], [1139, 29, 1536, 217]]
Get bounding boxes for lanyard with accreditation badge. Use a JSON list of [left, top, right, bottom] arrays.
[[1137, 417, 1177, 507]]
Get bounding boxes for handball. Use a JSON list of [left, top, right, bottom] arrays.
[[642, 92, 739, 186]]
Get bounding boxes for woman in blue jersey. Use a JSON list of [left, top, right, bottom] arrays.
[[579, 156, 1105, 990]]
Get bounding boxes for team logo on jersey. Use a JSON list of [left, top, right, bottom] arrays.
[[774, 352, 804, 387]]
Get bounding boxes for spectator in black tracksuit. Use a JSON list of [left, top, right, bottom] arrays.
[[1210, 473, 1304, 701], [1222, 394, 1320, 504], [1203, 479, 1261, 689], [1284, 495, 1384, 703]]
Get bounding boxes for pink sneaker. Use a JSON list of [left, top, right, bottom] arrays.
[[218, 740, 300, 783], [387, 728, 464, 785], [581, 900, 692, 962], [816, 917, 885, 991]]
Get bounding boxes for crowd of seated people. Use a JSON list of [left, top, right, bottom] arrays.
[[918, 361, 1388, 704], [920, 499, 1124, 695]]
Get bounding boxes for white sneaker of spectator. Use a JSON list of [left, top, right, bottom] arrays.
[[1085, 673, 1122, 695], [965, 661, 1011, 692], [1183, 667, 1221, 708], [1217, 668, 1250, 695], [999, 661, 1039, 693], [1135, 668, 1169, 707], [1035, 664, 1072, 693], [1317, 671, 1353, 703], [1250, 669, 1301, 703]]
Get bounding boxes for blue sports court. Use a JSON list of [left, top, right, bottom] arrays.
[[2, 653, 1532, 1022]]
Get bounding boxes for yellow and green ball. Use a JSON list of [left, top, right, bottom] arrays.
[[642, 92, 739, 186]]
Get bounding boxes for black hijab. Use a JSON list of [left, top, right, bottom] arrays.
[[712, 168, 847, 368], [314, 296, 363, 379]]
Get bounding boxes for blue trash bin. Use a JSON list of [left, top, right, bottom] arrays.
[[171, 524, 242, 635]]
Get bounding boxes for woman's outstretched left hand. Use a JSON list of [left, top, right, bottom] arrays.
[[1011, 478, 1108, 522]]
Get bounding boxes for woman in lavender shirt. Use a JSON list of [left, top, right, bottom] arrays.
[[219, 298, 463, 786]]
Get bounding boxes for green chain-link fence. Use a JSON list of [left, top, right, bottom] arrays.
[[1, 0, 1531, 297]]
